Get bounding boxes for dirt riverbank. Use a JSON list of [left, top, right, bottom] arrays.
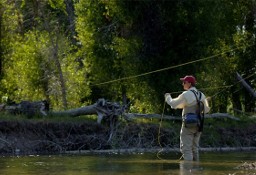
[[0, 118, 255, 155]]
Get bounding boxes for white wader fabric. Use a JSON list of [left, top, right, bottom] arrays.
[[180, 124, 201, 161], [166, 87, 210, 161]]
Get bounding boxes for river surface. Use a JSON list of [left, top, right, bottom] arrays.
[[0, 151, 255, 175]]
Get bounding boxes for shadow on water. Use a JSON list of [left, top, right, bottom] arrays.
[[0, 151, 255, 175]]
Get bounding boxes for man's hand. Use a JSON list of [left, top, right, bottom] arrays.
[[165, 93, 172, 102], [206, 97, 211, 102]]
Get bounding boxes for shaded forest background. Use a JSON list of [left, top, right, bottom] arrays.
[[0, 0, 255, 116]]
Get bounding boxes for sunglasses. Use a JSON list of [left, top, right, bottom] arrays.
[[182, 81, 190, 85]]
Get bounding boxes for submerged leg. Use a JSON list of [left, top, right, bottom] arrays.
[[180, 127, 194, 161], [192, 132, 201, 161]]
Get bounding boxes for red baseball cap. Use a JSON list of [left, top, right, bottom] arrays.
[[180, 75, 196, 85]]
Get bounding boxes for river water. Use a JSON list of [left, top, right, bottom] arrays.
[[0, 151, 255, 175]]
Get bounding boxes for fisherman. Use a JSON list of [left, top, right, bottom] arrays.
[[165, 75, 210, 161]]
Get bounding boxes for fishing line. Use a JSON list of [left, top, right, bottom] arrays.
[[206, 72, 255, 99], [168, 72, 255, 98], [156, 99, 184, 162], [156, 99, 166, 160], [91, 44, 253, 87]]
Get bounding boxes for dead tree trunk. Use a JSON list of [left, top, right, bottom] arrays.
[[236, 72, 256, 98], [51, 98, 127, 124], [51, 33, 68, 110], [42, 9, 68, 110], [2, 99, 240, 121], [52, 104, 97, 117]]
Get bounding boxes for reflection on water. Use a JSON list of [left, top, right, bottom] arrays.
[[179, 161, 203, 175], [0, 151, 255, 175]]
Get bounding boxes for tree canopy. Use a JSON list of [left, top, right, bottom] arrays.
[[0, 0, 255, 115]]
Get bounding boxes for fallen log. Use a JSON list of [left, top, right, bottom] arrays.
[[206, 113, 240, 120], [1, 98, 127, 124], [51, 104, 97, 117], [51, 98, 127, 124], [2, 99, 240, 122], [3, 100, 49, 117]]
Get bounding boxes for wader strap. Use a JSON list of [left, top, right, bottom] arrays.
[[190, 90, 205, 132]]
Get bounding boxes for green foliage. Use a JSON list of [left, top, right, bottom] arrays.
[[2, 31, 45, 101], [0, 0, 92, 110], [0, 0, 255, 114]]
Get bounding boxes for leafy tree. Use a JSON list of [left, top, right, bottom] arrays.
[[204, 0, 256, 114], [0, 0, 90, 110], [75, 0, 253, 114], [0, 0, 23, 102], [0, 0, 254, 115]]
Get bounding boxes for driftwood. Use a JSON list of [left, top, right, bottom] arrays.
[[1, 98, 127, 124], [236, 72, 256, 98], [52, 98, 128, 124], [52, 99, 240, 122]]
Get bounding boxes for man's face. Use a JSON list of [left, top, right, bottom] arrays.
[[182, 81, 191, 90]]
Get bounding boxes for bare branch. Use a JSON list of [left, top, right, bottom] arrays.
[[236, 72, 256, 98]]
